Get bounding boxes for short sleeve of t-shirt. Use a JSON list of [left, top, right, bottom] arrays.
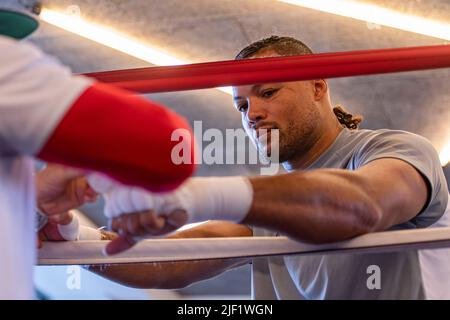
[[0, 36, 92, 156], [352, 129, 448, 228]]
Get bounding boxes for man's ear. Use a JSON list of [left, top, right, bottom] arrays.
[[314, 79, 328, 101]]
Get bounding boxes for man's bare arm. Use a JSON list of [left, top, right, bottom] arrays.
[[244, 158, 428, 243], [87, 221, 252, 289]]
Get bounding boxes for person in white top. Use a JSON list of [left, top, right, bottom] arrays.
[[0, 7, 195, 299]]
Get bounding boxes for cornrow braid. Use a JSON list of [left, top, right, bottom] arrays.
[[333, 105, 363, 130], [235, 35, 313, 60]]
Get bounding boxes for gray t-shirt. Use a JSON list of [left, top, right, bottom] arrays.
[[252, 128, 449, 300]]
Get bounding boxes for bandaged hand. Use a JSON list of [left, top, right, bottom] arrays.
[[37, 210, 102, 248], [87, 173, 254, 255], [89, 173, 253, 224]]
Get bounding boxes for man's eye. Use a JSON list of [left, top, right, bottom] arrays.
[[238, 103, 248, 112], [262, 89, 277, 98]]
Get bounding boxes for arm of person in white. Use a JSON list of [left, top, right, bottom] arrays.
[[0, 36, 91, 156]]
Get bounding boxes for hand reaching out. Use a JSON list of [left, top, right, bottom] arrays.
[[105, 209, 188, 255]]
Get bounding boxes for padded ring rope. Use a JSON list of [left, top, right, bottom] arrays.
[[83, 45, 450, 94], [38, 227, 450, 265]]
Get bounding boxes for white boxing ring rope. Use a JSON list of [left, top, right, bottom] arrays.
[[38, 227, 450, 265]]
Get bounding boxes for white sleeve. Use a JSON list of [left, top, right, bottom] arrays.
[[0, 36, 93, 156]]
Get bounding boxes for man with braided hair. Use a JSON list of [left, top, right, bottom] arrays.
[[88, 36, 449, 299]]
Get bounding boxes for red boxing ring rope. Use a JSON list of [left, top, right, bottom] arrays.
[[83, 45, 450, 94]]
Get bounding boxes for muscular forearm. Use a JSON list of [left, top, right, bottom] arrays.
[[88, 222, 252, 289], [88, 256, 247, 289], [98, 160, 425, 254], [243, 170, 382, 243]]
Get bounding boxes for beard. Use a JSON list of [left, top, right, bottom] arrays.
[[256, 104, 321, 163]]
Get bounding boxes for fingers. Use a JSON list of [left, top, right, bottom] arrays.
[[167, 209, 189, 228], [36, 165, 85, 202], [40, 177, 97, 216], [84, 183, 99, 202], [105, 210, 188, 255], [104, 234, 137, 255], [74, 177, 98, 204], [38, 211, 74, 242], [110, 211, 166, 236], [40, 221, 65, 241], [62, 166, 87, 180], [147, 210, 188, 237], [45, 164, 86, 182], [47, 211, 73, 225]]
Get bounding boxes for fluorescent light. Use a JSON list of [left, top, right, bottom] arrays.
[[39, 8, 185, 66], [440, 141, 450, 167], [279, 0, 450, 41], [39, 8, 231, 95]]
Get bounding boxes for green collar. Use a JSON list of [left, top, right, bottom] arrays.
[[0, 9, 38, 39]]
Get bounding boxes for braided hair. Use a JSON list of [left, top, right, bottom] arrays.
[[333, 105, 363, 130]]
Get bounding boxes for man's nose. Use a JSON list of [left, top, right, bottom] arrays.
[[246, 98, 267, 125]]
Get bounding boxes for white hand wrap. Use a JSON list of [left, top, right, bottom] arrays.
[[87, 173, 117, 193], [57, 212, 102, 241], [92, 176, 254, 224], [56, 214, 80, 241], [78, 225, 102, 240]]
